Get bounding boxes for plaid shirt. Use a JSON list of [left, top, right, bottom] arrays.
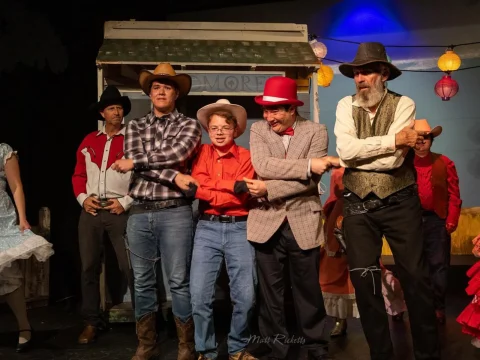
[[125, 109, 202, 201]]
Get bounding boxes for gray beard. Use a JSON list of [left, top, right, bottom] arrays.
[[356, 79, 385, 108]]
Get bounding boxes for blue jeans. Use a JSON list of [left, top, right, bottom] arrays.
[[126, 205, 193, 322], [190, 220, 257, 358]]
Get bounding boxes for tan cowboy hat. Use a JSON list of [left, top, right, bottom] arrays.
[[339, 42, 402, 80], [414, 119, 442, 138], [138, 63, 192, 97], [197, 99, 247, 138]]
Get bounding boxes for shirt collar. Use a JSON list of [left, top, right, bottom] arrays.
[[352, 89, 388, 113], [212, 142, 240, 161], [146, 109, 179, 125], [96, 125, 126, 137]]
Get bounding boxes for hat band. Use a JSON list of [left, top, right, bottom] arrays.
[[262, 96, 291, 102], [154, 72, 175, 76]]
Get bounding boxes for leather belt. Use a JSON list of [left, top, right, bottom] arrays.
[[343, 185, 418, 218], [130, 198, 190, 215], [199, 214, 248, 223]]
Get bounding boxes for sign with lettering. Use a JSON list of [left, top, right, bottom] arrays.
[[177, 71, 285, 95]]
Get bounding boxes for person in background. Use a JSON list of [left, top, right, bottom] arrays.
[[319, 167, 358, 338], [0, 143, 54, 352], [456, 234, 480, 348], [72, 85, 134, 345], [414, 119, 462, 325]]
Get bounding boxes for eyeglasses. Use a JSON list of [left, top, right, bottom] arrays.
[[208, 126, 234, 133]]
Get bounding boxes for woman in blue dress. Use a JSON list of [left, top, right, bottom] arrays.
[[0, 143, 54, 352]]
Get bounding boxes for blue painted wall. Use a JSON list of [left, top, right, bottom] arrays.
[[318, 67, 480, 206]]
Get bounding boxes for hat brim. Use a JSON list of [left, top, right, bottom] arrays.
[[428, 126, 442, 138], [339, 61, 402, 80], [139, 71, 192, 98], [197, 103, 247, 139], [89, 96, 131, 119], [254, 96, 304, 107]]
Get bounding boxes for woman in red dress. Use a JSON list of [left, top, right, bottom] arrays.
[[319, 167, 359, 337], [457, 234, 480, 348]]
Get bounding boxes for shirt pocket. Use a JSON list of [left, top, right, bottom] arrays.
[[165, 126, 181, 139]]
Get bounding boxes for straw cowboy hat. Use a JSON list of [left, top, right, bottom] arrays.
[[197, 99, 247, 138], [254, 76, 304, 107], [90, 85, 131, 119], [339, 42, 402, 80], [138, 63, 192, 97], [414, 119, 443, 138]]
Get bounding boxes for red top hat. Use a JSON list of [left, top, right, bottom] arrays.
[[255, 76, 304, 107]]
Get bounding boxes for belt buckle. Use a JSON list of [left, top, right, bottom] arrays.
[[219, 215, 232, 223], [154, 201, 168, 209], [388, 195, 399, 205], [362, 200, 378, 211]]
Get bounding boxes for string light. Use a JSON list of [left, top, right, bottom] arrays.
[[308, 34, 480, 73]]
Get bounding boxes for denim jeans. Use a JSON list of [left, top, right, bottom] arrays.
[[190, 220, 257, 358], [126, 205, 193, 322]]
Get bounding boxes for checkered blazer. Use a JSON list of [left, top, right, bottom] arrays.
[[247, 117, 328, 250]]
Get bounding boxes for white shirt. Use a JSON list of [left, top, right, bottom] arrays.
[[334, 91, 416, 171]]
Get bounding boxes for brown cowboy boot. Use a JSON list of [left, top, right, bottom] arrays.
[[78, 325, 97, 344], [174, 317, 195, 360], [229, 349, 259, 359], [131, 312, 160, 360]]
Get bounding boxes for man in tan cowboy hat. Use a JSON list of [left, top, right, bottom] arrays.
[[72, 85, 134, 344], [112, 63, 202, 360], [414, 119, 462, 325], [334, 42, 440, 360], [179, 99, 257, 360], [245, 76, 337, 360]]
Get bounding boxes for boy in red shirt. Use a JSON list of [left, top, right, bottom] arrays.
[[414, 119, 462, 324], [188, 99, 257, 360]]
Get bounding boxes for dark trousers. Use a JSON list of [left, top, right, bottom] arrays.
[[422, 211, 451, 311], [78, 209, 133, 326], [254, 222, 327, 360], [343, 194, 440, 360]]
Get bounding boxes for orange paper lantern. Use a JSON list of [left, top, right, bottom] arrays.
[[317, 64, 334, 87], [437, 49, 461, 72]]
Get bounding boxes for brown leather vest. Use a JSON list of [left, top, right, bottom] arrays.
[[343, 90, 416, 199]]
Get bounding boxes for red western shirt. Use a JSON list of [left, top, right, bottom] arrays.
[[72, 127, 133, 210], [191, 143, 255, 216], [414, 153, 462, 227]]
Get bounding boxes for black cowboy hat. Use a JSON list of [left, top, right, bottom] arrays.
[[339, 42, 402, 80], [90, 86, 131, 119]]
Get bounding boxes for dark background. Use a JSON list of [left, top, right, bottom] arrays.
[[0, 1, 283, 305]]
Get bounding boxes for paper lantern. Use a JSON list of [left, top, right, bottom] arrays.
[[317, 64, 334, 87], [309, 39, 328, 59], [437, 48, 461, 72], [434, 75, 459, 101]]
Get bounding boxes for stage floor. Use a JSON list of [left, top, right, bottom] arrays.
[[1, 266, 479, 360]]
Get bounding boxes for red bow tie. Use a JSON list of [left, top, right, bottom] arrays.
[[280, 127, 294, 136]]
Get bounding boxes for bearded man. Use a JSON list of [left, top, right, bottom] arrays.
[[334, 42, 440, 360]]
